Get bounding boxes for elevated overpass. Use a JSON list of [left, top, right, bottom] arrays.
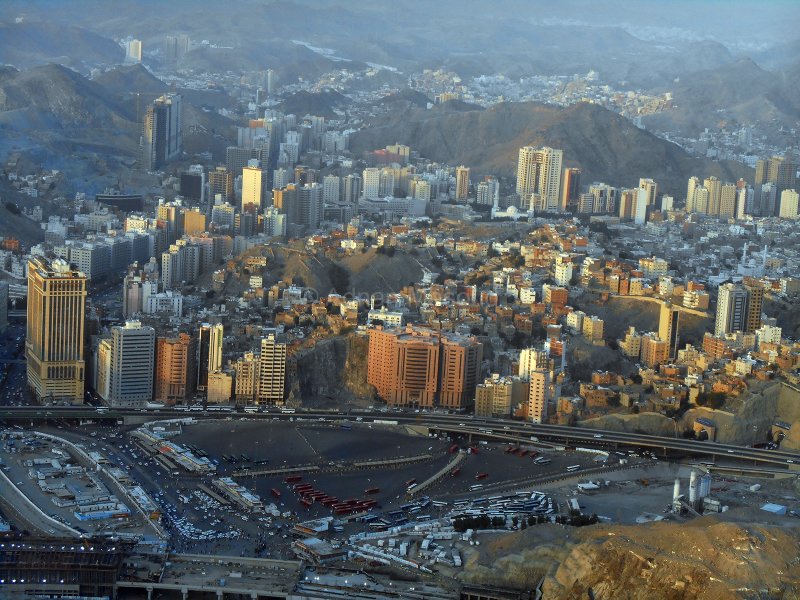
[[0, 406, 798, 470]]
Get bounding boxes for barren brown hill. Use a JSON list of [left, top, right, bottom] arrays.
[[644, 58, 800, 135], [349, 101, 751, 198], [461, 517, 800, 599]]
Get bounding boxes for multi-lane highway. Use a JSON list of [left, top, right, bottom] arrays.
[[2, 405, 799, 469]]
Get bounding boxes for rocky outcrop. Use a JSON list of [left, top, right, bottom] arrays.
[[290, 334, 374, 408], [542, 520, 800, 600], [580, 382, 800, 449]]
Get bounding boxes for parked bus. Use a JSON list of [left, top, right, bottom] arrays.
[[566, 465, 581, 472], [364, 487, 380, 495]]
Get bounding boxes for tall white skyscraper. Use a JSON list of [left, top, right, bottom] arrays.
[[362, 168, 381, 199], [634, 188, 649, 225], [515, 146, 562, 211], [108, 321, 155, 408], [323, 175, 341, 205]]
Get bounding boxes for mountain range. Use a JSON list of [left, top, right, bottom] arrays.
[[350, 101, 751, 197], [644, 58, 800, 136]]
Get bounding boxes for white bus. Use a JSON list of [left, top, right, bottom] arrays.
[[566, 465, 581, 472], [469, 484, 484, 491], [280, 407, 296, 414]]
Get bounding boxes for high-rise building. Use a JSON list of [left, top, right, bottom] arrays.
[[715, 283, 749, 336], [768, 155, 797, 215], [685, 176, 699, 212], [518, 348, 549, 377], [273, 184, 299, 226], [0, 281, 8, 333], [155, 333, 196, 404], [516, 146, 562, 211], [107, 321, 155, 408], [234, 351, 258, 404], [703, 176, 722, 216], [141, 94, 182, 172], [476, 177, 498, 206], [211, 202, 235, 232], [527, 370, 550, 424], [743, 279, 764, 334], [164, 34, 189, 64], [182, 207, 206, 236], [197, 323, 224, 391], [589, 183, 617, 214], [561, 167, 581, 211], [658, 302, 680, 360], [126, 39, 142, 63], [779, 189, 799, 219], [26, 258, 87, 404], [367, 326, 482, 409], [298, 183, 322, 230], [343, 174, 362, 205], [439, 334, 483, 408], [362, 168, 381, 199], [209, 167, 234, 203], [634, 188, 649, 225], [640, 333, 669, 367], [719, 183, 737, 219], [638, 178, 658, 207], [257, 334, 287, 405], [227, 146, 267, 181], [455, 166, 470, 201], [618, 189, 636, 220], [122, 261, 159, 318], [241, 160, 267, 211], [180, 165, 206, 205], [322, 175, 340, 205]]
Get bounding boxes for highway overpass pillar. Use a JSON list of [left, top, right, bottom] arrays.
[[146, 586, 153, 600], [181, 587, 189, 600], [216, 590, 224, 599], [251, 592, 259, 599]]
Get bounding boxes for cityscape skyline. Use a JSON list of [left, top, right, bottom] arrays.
[[0, 1, 798, 598]]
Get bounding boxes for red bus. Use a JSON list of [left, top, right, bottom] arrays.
[[364, 487, 380, 495], [451, 467, 461, 476], [271, 488, 281, 498], [300, 498, 313, 507], [449, 444, 459, 453], [284, 475, 302, 483], [475, 472, 489, 480]]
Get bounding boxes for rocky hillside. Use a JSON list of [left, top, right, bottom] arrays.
[[460, 517, 800, 599], [349, 101, 751, 197], [644, 58, 800, 136], [276, 90, 348, 120], [289, 334, 374, 407], [581, 381, 800, 450], [0, 20, 123, 69], [0, 63, 135, 129], [543, 519, 800, 599]]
